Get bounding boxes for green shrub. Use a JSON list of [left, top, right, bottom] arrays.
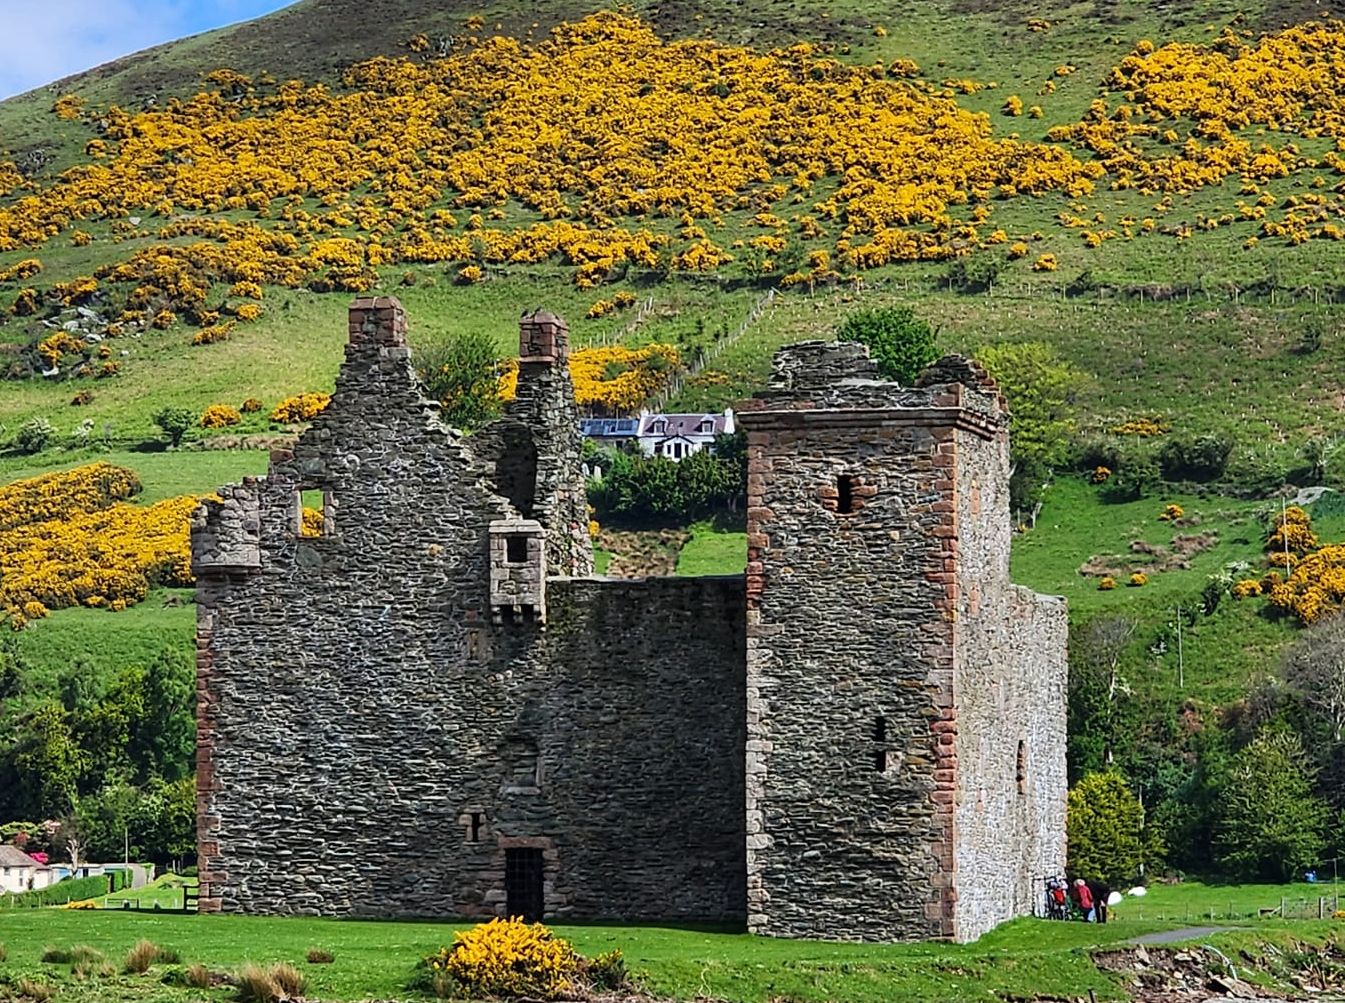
[[1158, 434, 1235, 482], [1100, 452, 1161, 502], [1067, 771, 1157, 884], [152, 406, 195, 448], [583, 949, 629, 992], [836, 306, 939, 384], [15, 417, 54, 454]]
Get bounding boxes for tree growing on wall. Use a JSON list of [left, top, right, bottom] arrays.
[[416, 329, 504, 430], [1067, 770, 1156, 884], [835, 306, 938, 385]]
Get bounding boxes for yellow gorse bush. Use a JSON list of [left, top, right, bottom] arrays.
[[0, 462, 141, 532], [1268, 543, 1345, 623], [1268, 505, 1318, 555], [200, 404, 242, 428], [270, 392, 332, 423], [500, 343, 680, 413], [427, 918, 578, 1000], [0, 464, 201, 628], [0, 11, 1104, 321]]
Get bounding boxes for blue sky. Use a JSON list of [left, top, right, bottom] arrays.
[[0, 0, 296, 100]]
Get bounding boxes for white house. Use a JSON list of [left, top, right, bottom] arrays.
[[0, 844, 51, 894], [636, 409, 734, 459]]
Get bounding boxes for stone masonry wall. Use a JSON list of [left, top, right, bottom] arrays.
[[949, 420, 1069, 943], [741, 343, 1067, 943], [741, 348, 963, 940], [195, 298, 742, 922]]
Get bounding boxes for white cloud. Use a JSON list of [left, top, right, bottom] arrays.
[[0, 0, 291, 101]]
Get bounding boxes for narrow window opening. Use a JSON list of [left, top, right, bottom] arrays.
[[1016, 739, 1027, 795], [469, 812, 483, 843], [505, 534, 528, 563], [874, 716, 888, 773], [837, 475, 857, 514], [296, 488, 332, 538]]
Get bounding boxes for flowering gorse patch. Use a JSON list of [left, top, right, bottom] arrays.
[[419, 918, 578, 1000], [0, 464, 201, 628]]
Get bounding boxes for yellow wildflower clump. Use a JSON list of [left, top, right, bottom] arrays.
[[234, 303, 262, 322], [1003, 95, 1024, 116], [1267, 505, 1318, 556], [1267, 543, 1345, 624], [1008, 241, 1030, 259], [1158, 503, 1184, 521], [1231, 579, 1263, 599], [1098, 576, 1117, 591], [422, 919, 578, 1001], [1128, 572, 1149, 587], [1032, 253, 1058, 271], [0, 464, 198, 627], [200, 404, 242, 429], [1112, 418, 1169, 437], [271, 392, 332, 423], [1091, 466, 1112, 483], [240, 397, 264, 413]]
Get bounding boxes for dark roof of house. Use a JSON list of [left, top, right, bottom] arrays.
[[638, 413, 731, 438], [580, 418, 639, 437], [0, 845, 38, 867]]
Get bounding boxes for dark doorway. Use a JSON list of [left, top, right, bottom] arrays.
[[505, 848, 545, 922]]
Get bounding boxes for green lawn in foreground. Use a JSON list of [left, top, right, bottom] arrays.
[[0, 905, 1338, 1003], [0, 912, 1142, 1003]]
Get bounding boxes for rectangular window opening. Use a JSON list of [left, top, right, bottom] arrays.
[[469, 812, 483, 843], [837, 475, 857, 514], [505, 534, 528, 563], [296, 487, 332, 538], [1016, 740, 1028, 795]]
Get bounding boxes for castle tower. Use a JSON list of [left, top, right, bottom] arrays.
[[738, 343, 1067, 943]]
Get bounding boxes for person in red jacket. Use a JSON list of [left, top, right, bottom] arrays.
[[1070, 877, 1096, 921]]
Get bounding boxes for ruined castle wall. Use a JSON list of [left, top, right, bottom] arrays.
[[197, 299, 742, 922], [742, 407, 959, 942], [540, 576, 746, 921], [950, 426, 1069, 943]]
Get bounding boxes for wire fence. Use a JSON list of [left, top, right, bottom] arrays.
[[645, 287, 776, 412]]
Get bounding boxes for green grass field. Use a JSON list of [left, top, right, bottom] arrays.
[[0, 890, 1340, 1003]]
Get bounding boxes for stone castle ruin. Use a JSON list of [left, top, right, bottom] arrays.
[[192, 296, 1067, 943]]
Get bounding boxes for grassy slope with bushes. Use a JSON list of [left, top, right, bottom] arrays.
[[3, 0, 1345, 886], [0, 905, 1340, 1003]]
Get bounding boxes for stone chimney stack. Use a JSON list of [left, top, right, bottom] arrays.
[[518, 310, 569, 365], [348, 296, 408, 349]]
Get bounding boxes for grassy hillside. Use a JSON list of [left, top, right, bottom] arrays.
[[5, 0, 1345, 879]]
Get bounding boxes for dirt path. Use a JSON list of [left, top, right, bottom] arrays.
[[1132, 926, 1241, 945]]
